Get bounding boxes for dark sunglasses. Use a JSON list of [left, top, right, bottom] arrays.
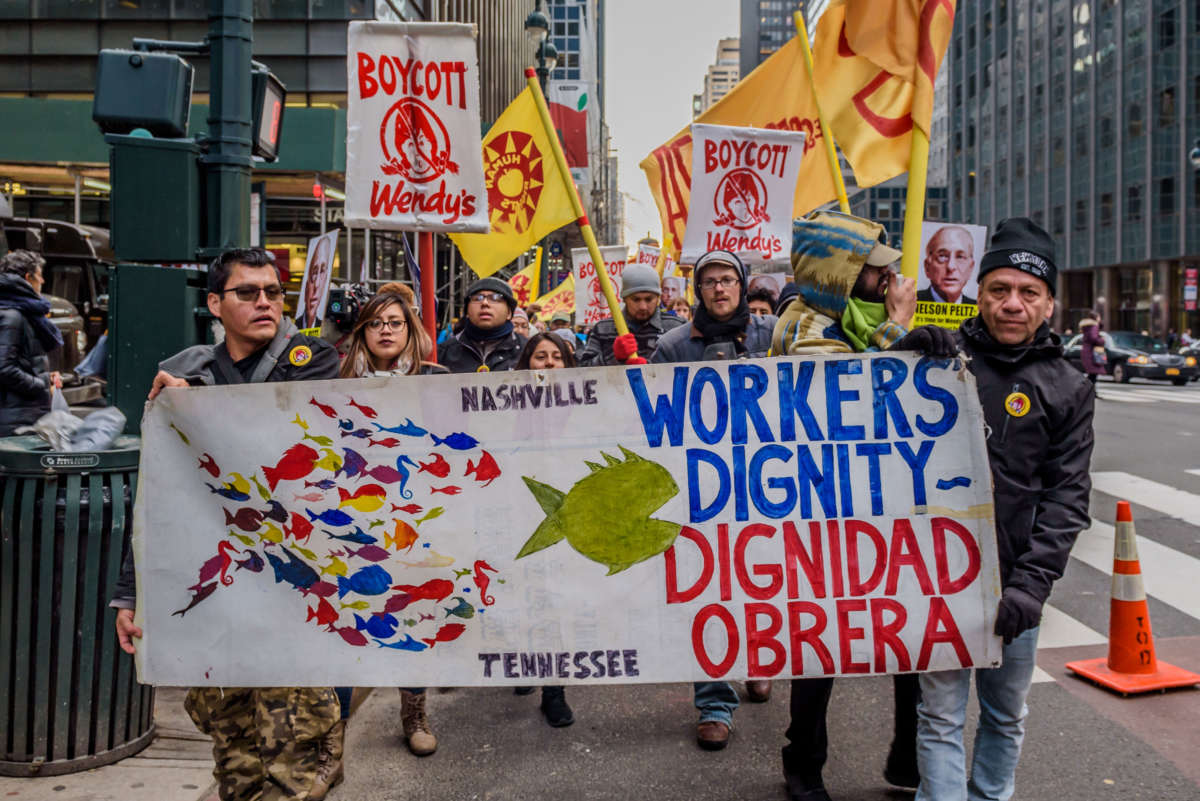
[[219, 284, 284, 302]]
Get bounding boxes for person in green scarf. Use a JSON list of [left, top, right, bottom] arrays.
[[773, 210, 957, 801]]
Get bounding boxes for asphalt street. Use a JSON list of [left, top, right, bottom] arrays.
[[334, 375, 1200, 801]]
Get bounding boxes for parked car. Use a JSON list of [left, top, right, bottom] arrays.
[[1179, 341, 1200, 382], [1064, 330, 1196, 385]]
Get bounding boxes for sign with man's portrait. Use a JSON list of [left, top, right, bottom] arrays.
[[297, 230, 339, 330], [913, 222, 988, 330]]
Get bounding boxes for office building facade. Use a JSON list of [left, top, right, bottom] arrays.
[[693, 37, 739, 117]]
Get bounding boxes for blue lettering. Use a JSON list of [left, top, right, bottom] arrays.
[[913, 359, 958, 436], [825, 359, 866, 440], [896, 440, 935, 507], [626, 367, 688, 447], [733, 445, 748, 521], [796, 444, 837, 519], [855, 442, 891, 516], [688, 367, 728, 445], [749, 444, 796, 518], [777, 361, 824, 441], [729, 364, 774, 445], [870, 357, 914, 439], [687, 448, 730, 523], [836, 443, 854, 516]]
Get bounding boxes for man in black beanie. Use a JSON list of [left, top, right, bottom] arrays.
[[915, 217, 1094, 801], [439, 277, 526, 373]]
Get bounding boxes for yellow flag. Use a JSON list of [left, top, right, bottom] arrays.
[[449, 88, 577, 277], [533, 275, 575, 317], [639, 37, 838, 261], [508, 256, 540, 306], [811, 0, 956, 187]]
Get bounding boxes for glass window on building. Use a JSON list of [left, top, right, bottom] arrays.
[[1157, 8, 1177, 49], [254, 0, 308, 17], [1074, 126, 1087, 158], [1100, 116, 1114, 148], [1015, 152, 1025, 178], [1074, 200, 1087, 231], [1127, 184, 1143, 221], [1128, 102, 1143, 137], [1101, 193, 1114, 226], [1158, 86, 1176, 126], [1052, 205, 1064, 235], [1159, 177, 1176, 215]]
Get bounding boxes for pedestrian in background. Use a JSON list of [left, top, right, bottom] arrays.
[[916, 218, 1094, 801], [0, 249, 62, 435], [1078, 311, 1106, 390], [671, 297, 692, 320], [576, 264, 683, 366], [439, 278, 525, 373]]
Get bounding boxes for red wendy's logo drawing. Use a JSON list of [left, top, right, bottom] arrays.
[[380, 97, 459, 183], [482, 130, 545, 234], [713, 168, 770, 230]]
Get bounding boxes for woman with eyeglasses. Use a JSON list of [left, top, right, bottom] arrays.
[[507, 331, 578, 727]]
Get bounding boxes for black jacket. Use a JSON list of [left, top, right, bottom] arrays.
[[111, 323, 338, 606], [576, 308, 685, 367], [0, 274, 53, 435], [959, 317, 1094, 605], [438, 329, 525, 373]]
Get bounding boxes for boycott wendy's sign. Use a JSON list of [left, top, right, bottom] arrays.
[[572, 245, 627, 328], [133, 353, 1001, 687], [345, 22, 488, 232], [681, 124, 806, 267]]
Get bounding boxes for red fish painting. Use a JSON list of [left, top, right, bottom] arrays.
[[430, 485, 462, 496], [302, 580, 339, 598], [224, 507, 264, 533], [172, 581, 217, 617], [391, 578, 454, 603], [190, 540, 240, 590], [309, 397, 338, 418], [347, 397, 378, 419], [465, 450, 501, 487], [473, 559, 498, 606], [286, 511, 313, 543], [333, 626, 369, 646], [417, 453, 451, 478], [197, 453, 220, 478], [382, 592, 414, 614], [368, 437, 401, 448], [421, 623, 466, 648], [306, 597, 339, 627], [262, 443, 319, 491], [391, 503, 422, 515]]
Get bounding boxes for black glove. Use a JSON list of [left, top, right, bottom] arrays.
[[890, 325, 959, 358], [993, 586, 1043, 645]]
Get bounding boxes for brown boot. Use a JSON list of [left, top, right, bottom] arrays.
[[401, 690, 438, 756], [308, 719, 345, 801]]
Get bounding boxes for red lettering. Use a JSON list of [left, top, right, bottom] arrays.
[[745, 602, 786, 677], [703, 138, 717, 172], [717, 524, 732, 602], [827, 520, 845, 598], [379, 54, 397, 95], [836, 598, 870, 674], [424, 60, 440, 100], [787, 600, 834, 674], [845, 519, 886, 596], [932, 517, 981, 594], [691, 603, 739, 678], [885, 518, 935, 595], [357, 52, 377, 98], [456, 62, 467, 109], [664, 526, 714, 604], [784, 521, 825, 599], [734, 523, 782, 600], [916, 596, 972, 670], [870, 597, 910, 672]]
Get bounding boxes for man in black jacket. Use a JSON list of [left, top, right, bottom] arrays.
[[112, 248, 342, 801], [916, 218, 1094, 801], [576, 264, 684, 366], [438, 277, 525, 373], [0, 250, 62, 435]]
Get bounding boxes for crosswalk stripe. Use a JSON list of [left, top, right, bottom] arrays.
[[1121, 389, 1200, 403], [1037, 604, 1107, 649], [1030, 666, 1056, 684], [1096, 391, 1153, 403], [1092, 471, 1200, 528], [1185, 469, 1200, 478], [1069, 518, 1200, 619]]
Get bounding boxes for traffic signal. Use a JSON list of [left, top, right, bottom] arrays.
[[93, 49, 194, 138], [251, 65, 286, 162]]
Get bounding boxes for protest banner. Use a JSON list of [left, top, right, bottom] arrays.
[[133, 353, 1001, 687], [571, 245, 627, 328], [297, 230, 338, 330], [634, 242, 660, 270], [913, 222, 987, 330], [345, 22, 488, 233], [508, 258, 540, 306], [534, 275, 575, 317], [681, 124, 806, 267]]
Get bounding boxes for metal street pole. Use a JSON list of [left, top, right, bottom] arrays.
[[202, 0, 253, 256]]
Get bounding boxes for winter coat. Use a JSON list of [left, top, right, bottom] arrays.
[[0, 274, 53, 436], [576, 308, 686, 367], [958, 316, 1094, 605], [1079, 318, 1106, 375], [649, 313, 776, 364], [438, 329, 525, 373]]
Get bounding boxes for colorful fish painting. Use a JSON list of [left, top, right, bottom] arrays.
[[302, 580, 339, 598], [261, 499, 288, 524], [249, 474, 272, 502], [382, 593, 414, 614], [337, 564, 393, 598], [465, 450, 502, 487], [264, 546, 319, 591], [391, 503, 422, 515], [421, 622, 466, 648], [305, 479, 337, 490], [354, 612, 399, 639], [234, 550, 264, 573], [383, 519, 419, 552], [309, 397, 337, 419], [286, 511, 314, 543], [340, 428, 373, 440], [333, 626, 369, 646], [430, 485, 462, 496], [347, 397, 378, 419], [345, 544, 391, 563], [336, 484, 387, 513], [372, 418, 425, 437], [417, 453, 451, 478], [191, 540, 240, 589], [224, 507, 264, 532], [306, 597, 339, 627], [303, 433, 334, 447], [262, 443, 319, 490], [430, 432, 479, 451], [293, 491, 324, 503], [368, 437, 402, 448], [335, 448, 367, 480], [172, 581, 217, 617], [325, 527, 376, 545], [314, 448, 343, 473], [337, 418, 354, 431], [473, 560, 498, 606], [306, 508, 354, 527], [373, 634, 427, 651], [197, 453, 220, 478], [390, 578, 454, 602], [320, 555, 349, 578], [413, 506, 444, 526], [443, 596, 475, 619], [399, 550, 455, 568], [206, 483, 251, 502]]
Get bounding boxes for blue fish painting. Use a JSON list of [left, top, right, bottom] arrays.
[[261, 499, 288, 523], [306, 508, 354, 527], [305, 479, 338, 490], [325, 527, 377, 545], [206, 483, 251, 502], [341, 428, 373, 439], [394, 454, 417, 499], [265, 547, 319, 590], [336, 447, 368, 480], [354, 612, 400, 639], [235, 550, 265, 573], [372, 418, 427, 437], [337, 564, 393, 598], [430, 432, 479, 451], [372, 634, 428, 651], [337, 418, 354, 431]]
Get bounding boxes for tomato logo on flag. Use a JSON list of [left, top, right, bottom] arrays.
[[482, 130, 546, 234], [380, 97, 459, 183], [713, 168, 770, 230]]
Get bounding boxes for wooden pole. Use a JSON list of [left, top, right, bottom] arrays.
[[419, 231, 437, 360], [899, 128, 930, 280], [793, 10, 850, 213]]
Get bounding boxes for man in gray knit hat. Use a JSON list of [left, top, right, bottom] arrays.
[[576, 263, 685, 366]]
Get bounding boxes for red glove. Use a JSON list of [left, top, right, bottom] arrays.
[[613, 333, 639, 363]]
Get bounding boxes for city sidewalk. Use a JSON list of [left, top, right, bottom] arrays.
[[0, 687, 215, 801]]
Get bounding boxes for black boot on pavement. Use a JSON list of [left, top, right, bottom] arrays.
[[540, 686, 574, 727], [783, 770, 832, 801]]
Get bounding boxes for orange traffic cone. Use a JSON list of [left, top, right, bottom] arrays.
[[1065, 501, 1200, 694]]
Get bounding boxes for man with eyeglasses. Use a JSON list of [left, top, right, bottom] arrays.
[[439, 277, 526, 373], [917, 226, 977, 305], [577, 264, 685, 366], [112, 247, 341, 801], [648, 249, 775, 752]]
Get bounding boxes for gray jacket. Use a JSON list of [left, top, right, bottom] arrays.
[[576, 308, 686, 366], [649, 314, 777, 364]]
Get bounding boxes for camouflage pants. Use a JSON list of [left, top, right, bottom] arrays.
[[184, 686, 339, 801]]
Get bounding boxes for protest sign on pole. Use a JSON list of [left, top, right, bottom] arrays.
[[133, 353, 1001, 687], [508, 256, 541, 307], [533, 275, 575, 317], [572, 245, 627, 328], [680, 124, 806, 267], [913, 222, 987, 330], [634, 242, 660, 270], [345, 22, 488, 233], [297, 229, 339, 330]]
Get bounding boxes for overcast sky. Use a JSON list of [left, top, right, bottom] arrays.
[[604, 0, 739, 246]]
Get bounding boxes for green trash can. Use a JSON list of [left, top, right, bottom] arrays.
[[0, 435, 154, 776]]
